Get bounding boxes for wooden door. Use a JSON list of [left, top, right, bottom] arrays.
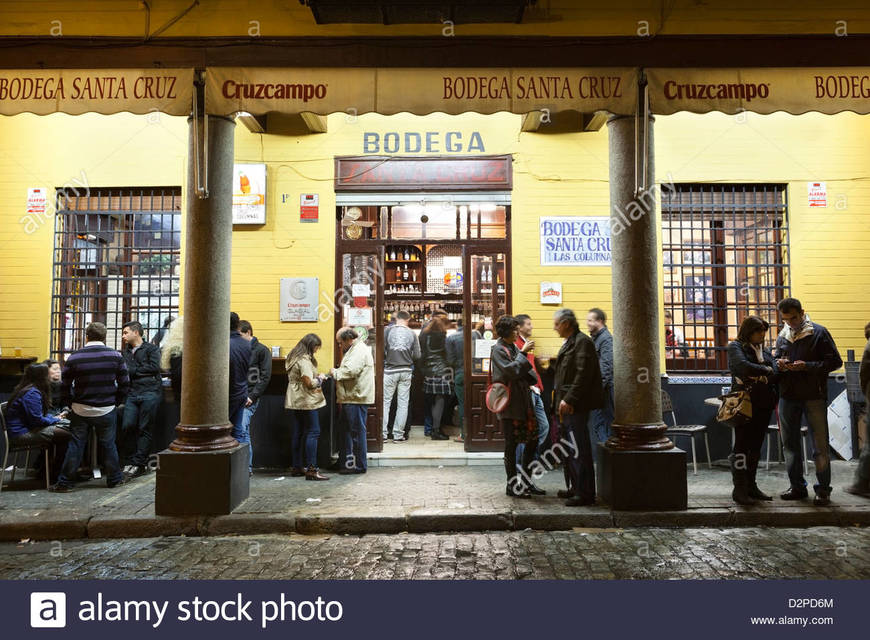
[[463, 250, 508, 452], [335, 250, 384, 453]]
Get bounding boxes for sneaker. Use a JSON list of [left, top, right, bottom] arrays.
[[780, 487, 809, 500], [107, 477, 129, 488], [48, 483, 73, 493], [127, 465, 148, 479], [392, 436, 406, 442]]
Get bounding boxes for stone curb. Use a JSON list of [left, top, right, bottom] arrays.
[[87, 514, 200, 539], [2, 507, 869, 541], [0, 518, 88, 542]]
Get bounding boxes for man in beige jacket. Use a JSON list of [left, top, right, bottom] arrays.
[[331, 328, 375, 474]]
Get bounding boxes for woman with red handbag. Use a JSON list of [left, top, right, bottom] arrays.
[[490, 315, 539, 498]]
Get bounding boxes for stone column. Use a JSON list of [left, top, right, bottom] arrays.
[[155, 110, 249, 516], [596, 110, 687, 511], [605, 114, 672, 452], [169, 113, 238, 453]]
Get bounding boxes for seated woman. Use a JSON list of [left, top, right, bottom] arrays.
[[4, 363, 72, 480], [41, 358, 66, 415]]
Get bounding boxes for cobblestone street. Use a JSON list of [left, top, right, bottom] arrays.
[[2, 527, 868, 580]]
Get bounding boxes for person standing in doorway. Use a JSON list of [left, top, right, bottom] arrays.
[[552, 309, 604, 507], [446, 320, 480, 444], [285, 333, 329, 481], [119, 321, 163, 478], [50, 322, 129, 492], [845, 322, 870, 499], [586, 308, 614, 462], [239, 320, 271, 476], [332, 328, 375, 474], [229, 312, 253, 470], [420, 315, 453, 440], [774, 297, 842, 506], [514, 314, 549, 467], [727, 315, 779, 505], [382, 309, 420, 443]]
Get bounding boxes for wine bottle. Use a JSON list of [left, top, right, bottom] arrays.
[[403, 264, 409, 281]]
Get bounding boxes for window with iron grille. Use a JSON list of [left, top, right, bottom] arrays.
[[51, 187, 182, 360], [661, 184, 790, 372]]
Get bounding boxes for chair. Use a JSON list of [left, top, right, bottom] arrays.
[[0, 401, 52, 492], [765, 422, 809, 475], [661, 390, 712, 475]]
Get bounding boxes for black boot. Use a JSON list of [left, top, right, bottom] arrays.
[[746, 451, 772, 501], [730, 454, 757, 506]]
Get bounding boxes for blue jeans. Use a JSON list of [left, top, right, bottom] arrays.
[[779, 397, 832, 495], [237, 399, 259, 473], [290, 408, 321, 469], [120, 391, 161, 467], [561, 410, 594, 500], [229, 396, 250, 470], [516, 390, 550, 465], [342, 404, 368, 471], [588, 384, 614, 463], [57, 410, 123, 487]]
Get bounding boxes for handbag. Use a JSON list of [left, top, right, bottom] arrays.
[[716, 389, 753, 428], [485, 345, 511, 414]]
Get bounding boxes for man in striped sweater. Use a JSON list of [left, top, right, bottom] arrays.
[[49, 322, 130, 492]]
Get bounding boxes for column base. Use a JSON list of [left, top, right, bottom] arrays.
[[597, 443, 688, 511], [155, 444, 250, 516]]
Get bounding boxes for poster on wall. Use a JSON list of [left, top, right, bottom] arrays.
[[540, 282, 563, 304], [346, 306, 373, 327], [279, 278, 318, 321], [540, 216, 611, 266], [232, 163, 266, 224], [807, 182, 827, 207]]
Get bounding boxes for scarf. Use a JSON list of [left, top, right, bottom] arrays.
[[778, 312, 814, 344]]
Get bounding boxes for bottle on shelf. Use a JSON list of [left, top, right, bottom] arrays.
[[395, 264, 401, 280], [411, 269, 417, 281], [402, 264, 409, 281], [403, 247, 410, 261]]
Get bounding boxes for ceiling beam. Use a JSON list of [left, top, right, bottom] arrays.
[[1, 35, 869, 69]]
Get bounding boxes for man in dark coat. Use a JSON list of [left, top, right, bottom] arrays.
[[552, 308, 604, 506], [120, 320, 163, 478], [229, 312, 253, 464], [774, 297, 842, 505], [845, 322, 870, 499], [239, 320, 272, 475], [586, 308, 614, 462]]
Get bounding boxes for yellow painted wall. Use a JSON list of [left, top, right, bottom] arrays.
[[3, 1, 870, 37], [0, 111, 187, 360], [2, 108, 868, 370]]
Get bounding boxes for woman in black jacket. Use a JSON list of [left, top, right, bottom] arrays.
[[420, 315, 453, 441], [490, 315, 539, 498], [727, 315, 779, 505]]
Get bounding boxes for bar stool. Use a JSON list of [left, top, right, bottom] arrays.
[[765, 422, 809, 475], [661, 390, 712, 475]]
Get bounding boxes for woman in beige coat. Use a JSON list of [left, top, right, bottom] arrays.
[[285, 334, 329, 480]]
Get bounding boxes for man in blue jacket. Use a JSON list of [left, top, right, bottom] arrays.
[[586, 308, 614, 462], [229, 312, 253, 469], [774, 297, 842, 506]]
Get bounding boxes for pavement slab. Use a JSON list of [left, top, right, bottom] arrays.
[[0, 460, 868, 540]]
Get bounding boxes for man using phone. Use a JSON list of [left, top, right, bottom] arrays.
[[774, 297, 842, 506]]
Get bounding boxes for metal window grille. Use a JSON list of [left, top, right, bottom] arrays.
[[661, 184, 790, 372], [51, 187, 182, 360]]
